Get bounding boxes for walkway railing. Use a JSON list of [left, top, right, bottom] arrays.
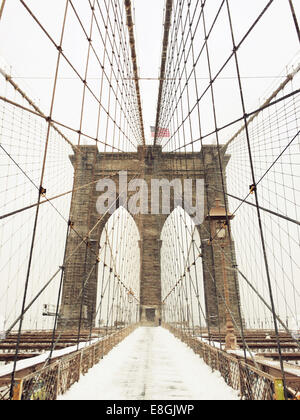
[[2, 325, 136, 400], [3, 324, 299, 400], [163, 323, 295, 401]]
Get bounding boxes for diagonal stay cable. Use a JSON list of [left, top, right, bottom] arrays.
[[2, 169, 144, 340], [0, 95, 125, 152], [207, 128, 300, 243], [171, 88, 300, 152], [18, 0, 139, 149], [161, 0, 276, 151]]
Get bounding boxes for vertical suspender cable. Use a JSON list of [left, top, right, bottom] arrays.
[[225, 0, 288, 398], [9, 0, 70, 399]]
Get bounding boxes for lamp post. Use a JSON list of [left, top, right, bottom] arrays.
[[206, 199, 239, 351], [127, 288, 136, 325]]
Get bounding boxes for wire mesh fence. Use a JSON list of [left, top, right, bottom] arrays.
[[0, 325, 136, 401], [163, 323, 295, 401]]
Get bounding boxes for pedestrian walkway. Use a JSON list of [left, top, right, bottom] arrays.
[[59, 327, 239, 400]]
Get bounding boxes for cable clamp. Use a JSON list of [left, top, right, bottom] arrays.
[[249, 184, 257, 194], [39, 186, 47, 196]]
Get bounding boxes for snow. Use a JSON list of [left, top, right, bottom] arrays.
[[59, 327, 239, 401], [255, 357, 300, 377], [197, 337, 224, 349], [0, 336, 103, 378]]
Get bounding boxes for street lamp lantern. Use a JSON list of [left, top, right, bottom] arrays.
[[206, 198, 239, 351], [206, 198, 234, 240]]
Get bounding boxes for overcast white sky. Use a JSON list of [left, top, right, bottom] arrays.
[[0, 0, 299, 143]]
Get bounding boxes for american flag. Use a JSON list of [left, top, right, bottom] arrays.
[[150, 126, 170, 138]]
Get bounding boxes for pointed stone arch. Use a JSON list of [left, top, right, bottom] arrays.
[[59, 144, 241, 330]]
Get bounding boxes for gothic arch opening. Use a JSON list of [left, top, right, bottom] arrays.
[[161, 207, 206, 333], [95, 207, 140, 330]]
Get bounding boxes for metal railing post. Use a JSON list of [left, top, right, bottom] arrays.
[[12, 379, 23, 400], [274, 379, 285, 401]]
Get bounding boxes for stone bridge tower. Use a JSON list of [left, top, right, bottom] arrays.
[[58, 145, 241, 330]]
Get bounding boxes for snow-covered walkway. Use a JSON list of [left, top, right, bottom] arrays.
[[59, 327, 239, 400]]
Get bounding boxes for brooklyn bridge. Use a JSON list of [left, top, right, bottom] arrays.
[[0, 0, 299, 401]]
